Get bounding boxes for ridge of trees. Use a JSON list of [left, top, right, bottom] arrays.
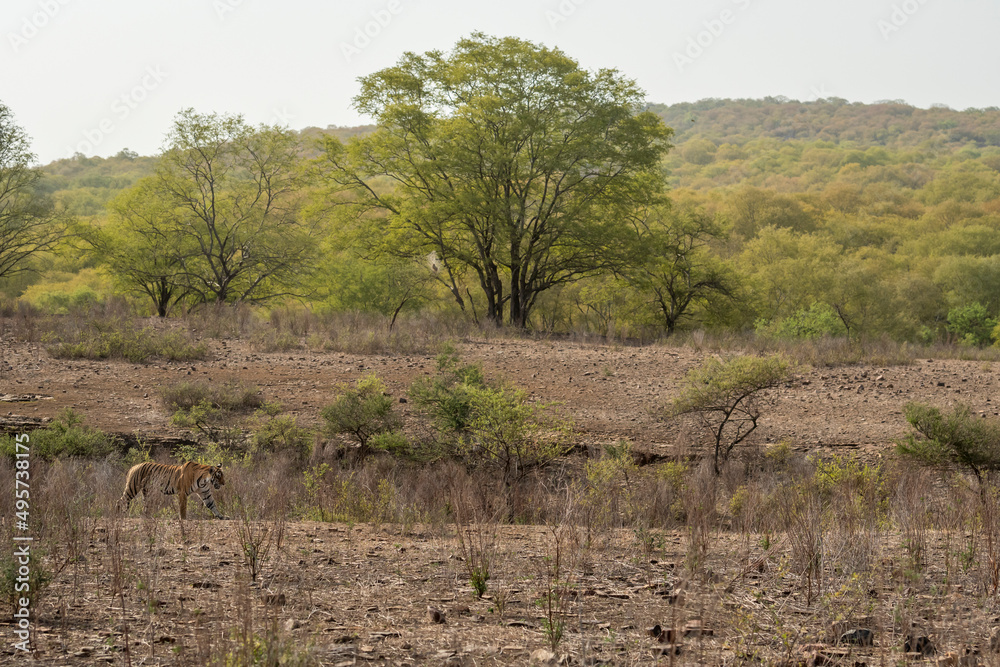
[[4, 77, 1000, 341]]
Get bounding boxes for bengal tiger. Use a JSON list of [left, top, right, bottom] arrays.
[[118, 461, 227, 520]]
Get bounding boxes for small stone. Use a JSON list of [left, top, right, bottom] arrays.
[[427, 606, 446, 624], [283, 619, 301, 632], [529, 648, 558, 665]]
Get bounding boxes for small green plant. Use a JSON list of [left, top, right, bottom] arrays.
[[321, 374, 402, 460], [45, 318, 207, 362], [248, 408, 313, 461], [409, 344, 488, 433], [537, 526, 577, 652], [670, 354, 795, 474], [0, 409, 114, 459], [946, 302, 996, 347]]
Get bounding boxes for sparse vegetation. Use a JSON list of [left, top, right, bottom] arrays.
[[0, 409, 114, 459], [45, 318, 207, 363], [7, 82, 1000, 663], [321, 374, 403, 460], [670, 354, 795, 473]]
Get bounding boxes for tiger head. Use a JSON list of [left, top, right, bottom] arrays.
[[209, 464, 225, 489]]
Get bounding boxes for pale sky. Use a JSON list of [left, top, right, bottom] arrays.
[[4, 0, 999, 164]]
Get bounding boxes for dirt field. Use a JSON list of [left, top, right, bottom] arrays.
[[5, 335, 995, 455], [3, 335, 1000, 665]]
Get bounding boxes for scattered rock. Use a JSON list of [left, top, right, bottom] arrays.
[[529, 648, 558, 665], [283, 618, 301, 632], [427, 606, 446, 624]]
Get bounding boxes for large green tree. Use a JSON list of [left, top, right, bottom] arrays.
[[84, 182, 192, 316], [624, 206, 733, 334], [92, 110, 319, 310], [0, 102, 61, 283], [317, 33, 671, 327]]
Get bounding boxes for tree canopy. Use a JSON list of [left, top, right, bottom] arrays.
[[0, 101, 61, 283], [85, 110, 320, 312], [317, 33, 672, 327]]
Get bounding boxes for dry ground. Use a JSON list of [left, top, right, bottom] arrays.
[[3, 334, 1000, 664]]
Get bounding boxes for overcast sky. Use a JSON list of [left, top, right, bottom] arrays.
[[4, 0, 999, 164]]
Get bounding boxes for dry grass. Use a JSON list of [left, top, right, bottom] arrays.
[[5, 445, 1000, 663]]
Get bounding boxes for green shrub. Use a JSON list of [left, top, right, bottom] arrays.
[[0, 410, 114, 459], [460, 384, 572, 490], [409, 344, 488, 433], [46, 319, 207, 363], [249, 410, 313, 461], [898, 402, 1000, 484], [161, 380, 263, 413], [171, 400, 245, 449], [671, 354, 795, 474], [755, 303, 847, 339], [321, 374, 403, 459], [947, 302, 996, 347]]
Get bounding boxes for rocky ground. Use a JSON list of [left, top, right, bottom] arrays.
[[3, 333, 1000, 665], [3, 334, 996, 457]]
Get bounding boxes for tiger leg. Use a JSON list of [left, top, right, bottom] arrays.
[[198, 487, 226, 519], [179, 493, 187, 521]]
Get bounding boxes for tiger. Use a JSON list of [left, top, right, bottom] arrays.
[[118, 461, 227, 520]]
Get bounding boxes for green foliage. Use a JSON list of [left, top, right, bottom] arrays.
[[408, 345, 488, 433], [622, 206, 733, 334], [671, 355, 794, 474], [92, 109, 320, 308], [367, 431, 412, 458], [898, 402, 1000, 483], [317, 33, 671, 327], [248, 409, 313, 461], [321, 374, 403, 458], [45, 318, 207, 363], [0, 102, 62, 284], [946, 302, 997, 347], [164, 380, 263, 449], [0, 409, 114, 459], [460, 384, 572, 489], [161, 380, 263, 414], [756, 302, 847, 339]]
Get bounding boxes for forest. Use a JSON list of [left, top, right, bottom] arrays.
[[4, 37, 1000, 347]]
